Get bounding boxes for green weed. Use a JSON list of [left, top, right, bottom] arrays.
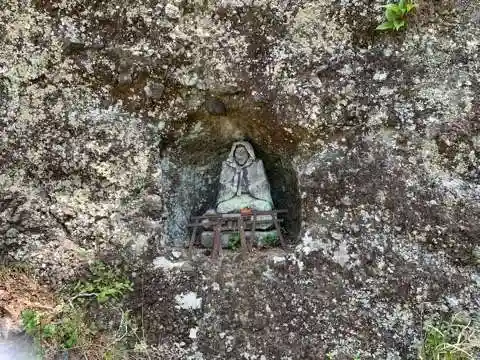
[[73, 261, 133, 304], [21, 307, 89, 351], [419, 314, 480, 360], [263, 233, 279, 247], [20, 261, 138, 359], [21, 309, 42, 336], [377, 0, 416, 31], [228, 232, 241, 251]]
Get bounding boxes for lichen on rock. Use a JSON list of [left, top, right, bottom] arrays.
[[1, 0, 479, 358]]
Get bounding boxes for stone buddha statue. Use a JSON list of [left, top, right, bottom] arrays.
[[200, 141, 277, 247], [216, 141, 273, 215]]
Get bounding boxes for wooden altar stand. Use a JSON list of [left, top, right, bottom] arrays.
[[187, 209, 287, 258]]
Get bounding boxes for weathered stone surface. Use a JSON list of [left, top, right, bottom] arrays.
[[1, 0, 479, 358], [118, 72, 133, 86], [205, 97, 227, 115], [165, 4, 181, 20], [144, 82, 165, 100]]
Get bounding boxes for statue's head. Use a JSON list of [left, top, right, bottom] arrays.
[[234, 145, 249, 166], [228, 141, 256, 167]]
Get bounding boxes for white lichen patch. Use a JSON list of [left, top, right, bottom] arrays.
[[175, 292, 202, 310], [153, 256, 185, 270]]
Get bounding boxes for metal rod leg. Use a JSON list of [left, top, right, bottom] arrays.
[[273, 214, 286, 249], [189, 222, 198, 258], [250, 214, 256, 251], [239, 217, 248, 255], [212, 224, 221, 259]]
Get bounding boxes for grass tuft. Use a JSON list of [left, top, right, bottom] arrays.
[[419, 314, 480, 360], [19, 261, 141, 359], [72, 260, 133, 304], [228, 232, 241, 251]]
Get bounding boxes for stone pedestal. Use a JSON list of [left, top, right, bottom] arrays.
[[200, 230, 278, 248]]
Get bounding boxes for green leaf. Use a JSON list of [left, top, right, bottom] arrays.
[[21, 309, 41, 333], [385, 9, 395, 21], [97, 293, 108, 303], [63, 334, 78, 349], [399, 0, 406, 10], [406, 3, 416, 12], [393, 19, 406, 30], [385, 5, 402, 21], [376, 22, 394, 30], [42, 324, 57, 338]]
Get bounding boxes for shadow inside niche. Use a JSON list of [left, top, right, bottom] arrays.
[[245, 138, 302, 243]]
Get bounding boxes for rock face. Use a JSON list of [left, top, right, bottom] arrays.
[[1, 0, 479, 359], [205, 97, 227, 115]]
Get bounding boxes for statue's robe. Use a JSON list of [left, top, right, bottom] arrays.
[[215, 142, 273, 229]]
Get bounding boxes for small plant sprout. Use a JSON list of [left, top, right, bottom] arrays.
[[73, 261, 133, 304], [228, 232, 241, 250], [377, 0, 416, 31], [263, 233, 279, 247], [21, 308, 84, 350]]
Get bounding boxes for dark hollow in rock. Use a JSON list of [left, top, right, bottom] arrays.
[[163, 141, 301, 247], [205, 97, 227, 115], [246, 139, 302, 241]]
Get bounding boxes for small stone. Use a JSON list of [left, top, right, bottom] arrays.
[[472, 246, 480, 264], [144, 82, 165, 100], [142, 194, 163, 216], [211, 282, 220, 291], [118, 72, 132, 86], [181, 262, 194, 272], [175, 292, 202, 310], [62, 38, 85, 55], [153, 256, 184, 270], [473, 10, 480, 23], [330, 232, 343, 241], [165, 4, 181, 19], [5, 228, 19, 239], [205, 98, 227, 115], [189, 327, 198, 339]]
